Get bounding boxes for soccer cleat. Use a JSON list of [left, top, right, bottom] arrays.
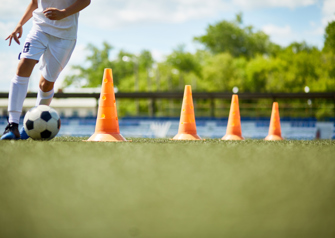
[[0, 123, 20, 140], [20, 127, 30, 140]]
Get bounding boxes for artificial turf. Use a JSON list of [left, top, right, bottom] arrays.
[[1, 138, 335, 238]]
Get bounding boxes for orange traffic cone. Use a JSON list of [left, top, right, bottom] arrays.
[[265, 102, 283, 140], [222, 94, 244, 140], [172, 85, 201, 140], [86, 68, 127, 142]]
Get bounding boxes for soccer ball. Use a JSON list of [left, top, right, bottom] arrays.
[[23, 105, 61, 140]]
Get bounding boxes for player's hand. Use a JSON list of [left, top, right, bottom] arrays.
[[43, 8, 67, 20], [5, 25, 23, 46]]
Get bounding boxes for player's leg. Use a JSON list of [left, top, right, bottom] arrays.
[[36, 76, 55, 106], [9, 58, 38, 123], [19, 74, 55, 140], [20, 35, 76, 139], [35, 35, 76, 107], [20, 34, 75, 140], [1, 31, 47, 140], [1, 58, 38, 140]]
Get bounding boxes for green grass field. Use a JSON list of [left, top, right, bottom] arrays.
[[1, 138, 335, 238]]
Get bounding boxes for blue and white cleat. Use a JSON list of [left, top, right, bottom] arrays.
[[0, 123, 20, 140], [20, 127, 30, 140]]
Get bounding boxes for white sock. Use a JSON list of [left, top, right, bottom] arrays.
[[8, 75, 29, 124], [36, 88, 54, 106]]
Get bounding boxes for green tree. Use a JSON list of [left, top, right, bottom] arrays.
[[278, 43, 326, 92], [199, 53, 237, 91], [194, 14, 278, 58], [322, 21, 335, 80], [244, 45, 326, 93], [324, 20, 335, 53], [63, 42, 113, 88], [138, 50, 154, 70], [63, 43, 156, 91], [166, 45, 202, 90], [117, 50, 155, 92], [167, 45, 201, 77]]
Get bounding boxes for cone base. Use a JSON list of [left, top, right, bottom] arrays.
[[221, 134, 244, 140], [85, 132, 127, 142], [172, 133, 202, 140], [264, 134, 283, 141]]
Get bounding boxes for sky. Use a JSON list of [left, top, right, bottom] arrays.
[[0, 0, 334, 92]]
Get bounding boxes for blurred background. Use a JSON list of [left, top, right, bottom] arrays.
[[0, 0, 334, 139]]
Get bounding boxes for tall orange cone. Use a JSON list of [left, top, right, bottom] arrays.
[[265, 102, 283, 140], [86, 68, 127, 142], [222, 94, 244, 140], [172, 85, 201, 140]]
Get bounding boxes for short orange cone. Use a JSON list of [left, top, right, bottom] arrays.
[[222, 94, 244, 140], [172, 85, 201, 140], [86, 68, 127, 142], [265, 102, 283, 140]]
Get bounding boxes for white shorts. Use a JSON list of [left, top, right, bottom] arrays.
[[20, 29, 76, 82]]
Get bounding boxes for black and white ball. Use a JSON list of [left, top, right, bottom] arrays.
[[23, 105, 61, 140]]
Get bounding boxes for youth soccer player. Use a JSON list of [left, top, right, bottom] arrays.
[[1, 0, 91, 140]]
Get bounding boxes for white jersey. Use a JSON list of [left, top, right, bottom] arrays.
[[32, 0, 79, 40]]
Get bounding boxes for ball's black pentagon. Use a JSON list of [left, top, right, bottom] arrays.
[[41, 111, 52, 122], [57, 119, 61, 129], [26, 119, 34, 130], [41, 130, 52, 139]]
